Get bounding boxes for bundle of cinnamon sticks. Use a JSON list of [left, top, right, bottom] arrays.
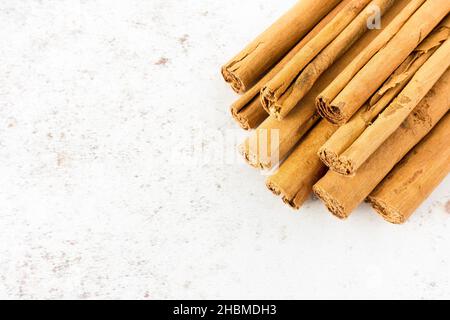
[[221, 0, 450, 224]]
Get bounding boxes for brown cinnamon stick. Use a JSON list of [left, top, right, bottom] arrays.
[[221, 0, 341, 93], [239, 106, 320, 170], [239, 7, 399, 170], [316, 0, 426, 116], [267, 120, 337, 209], [231, 96, 267, 131], [319, 20, 450, 171], [322, 0, 450, 124], [368, 115, 450, 224], [230, 0, 351, 130], [261, 0, 395, 120], [336, 37, 450, 175], [312, 70, 450, 219]]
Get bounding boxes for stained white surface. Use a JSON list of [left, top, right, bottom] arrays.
[[0, 0, 449, 300]]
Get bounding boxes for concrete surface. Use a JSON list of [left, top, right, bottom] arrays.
[[0, 0, 449, 299]]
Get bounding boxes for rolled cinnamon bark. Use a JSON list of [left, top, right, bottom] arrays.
[[230, 0, 351, 130], [221, 0, 341, 93], [319, 20, 450, 170], [322, 0, 450, 124], [337, 37, 450, 175], [239, 8, 397, 170], [239, 106, 320, 170], [267, 120, 337, 209], [261, 0, 395, 120], [316, 0, 426, 116], [368, 115, 450, 224], [313, 70, 450, 219], [231, 96, 267, 131]]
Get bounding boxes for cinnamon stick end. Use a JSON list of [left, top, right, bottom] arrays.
[[316, 96, 329, 117], [239, 142, 272, 170], [266, 179, 282, 196], [317, 98, 348, 125], [367, 196, 406, 224], [260, 86, 272, 114], [238, 143, 258, 168], [269, 105, 285, 121], [282, 197, 301, 210], [230, 106, 251, 130], [331, 155, 356, 176], [318, 147, 338, 168], [260, 86, 284, 120], [266, 179, 304, 211]]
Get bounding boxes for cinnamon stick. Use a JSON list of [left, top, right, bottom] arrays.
[[368, 115, 450, 224], [319, 21, 450, 170], [239, 106, 320, 170], [221, 0, 341, 93], [312, 70, 450, 219], [267, 120, 337, 209], [322, 0, 450, 124], [336, 37, 450, 175], [316, 0, 426, 117], [261, 0, 394, 120], [239, 8, 398, 170], [230, 0, 351, 130], [231, 96, 267, 131]]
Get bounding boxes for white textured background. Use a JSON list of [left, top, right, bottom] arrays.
[[0, 0, 449, 300]]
